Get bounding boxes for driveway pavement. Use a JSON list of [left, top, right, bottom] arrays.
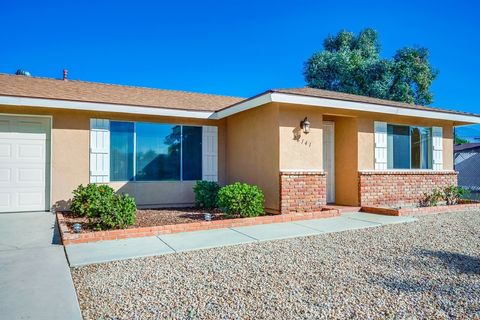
[[0, 211, 82, 320], [67, 212, 417, 267]]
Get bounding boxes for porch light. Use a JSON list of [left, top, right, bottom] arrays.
[[301, 117, 310, 134], [72, 223, 82, 233]]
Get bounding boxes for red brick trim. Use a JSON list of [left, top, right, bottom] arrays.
[[57, 208, 340, 245], [362, 201, 480, 216], [358, 170, 458, 207], [279, 171, 327, 214]]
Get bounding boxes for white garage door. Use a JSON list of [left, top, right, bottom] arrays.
[[0, 115, 50, 213]]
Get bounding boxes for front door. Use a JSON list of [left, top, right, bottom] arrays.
[[323, 121, 335, 203]]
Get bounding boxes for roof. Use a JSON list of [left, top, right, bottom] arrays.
[[270, 87, 479, 118], [0, 73, 243, 112], [454, 143, 480, 152]]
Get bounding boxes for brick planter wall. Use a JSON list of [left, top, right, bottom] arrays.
[[57, 208, 340, 245], [358, 170, 458, 207], [280, 171, 327, 214]]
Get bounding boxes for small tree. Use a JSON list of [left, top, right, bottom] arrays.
[[304, 28, 438, 105]]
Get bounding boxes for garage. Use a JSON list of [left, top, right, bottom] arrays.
[[0, 115, 50, 213]]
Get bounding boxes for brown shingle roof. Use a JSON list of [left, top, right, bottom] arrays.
[[0, 73, 244, 112], [270, 87, 479, 117]]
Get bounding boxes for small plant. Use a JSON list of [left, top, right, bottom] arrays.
[[193, 181, 220, 209], [70, 183, 136, 230], [420, 188, 444, 207], [443, 185, 470, 205], [217, 182, 265, 217]]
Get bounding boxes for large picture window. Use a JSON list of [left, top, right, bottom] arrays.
[[387, 124, 432, 169], [110, 121, 202, 181]]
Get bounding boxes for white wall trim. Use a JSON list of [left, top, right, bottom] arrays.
[[213, 92, 480, 124], [280, 169, 325, 173], [211, 94, 272, 119], [270, 92, 480, 124], [0, 96, 214, 119], [359, 169, 456, 173]]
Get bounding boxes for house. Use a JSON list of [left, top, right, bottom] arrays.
[[454, 143, 480, 199], [0, 73, 479, 214]]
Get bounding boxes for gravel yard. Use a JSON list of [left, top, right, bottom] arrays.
[[72, 211, 480, 319]]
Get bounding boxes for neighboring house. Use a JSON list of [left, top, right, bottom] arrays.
[[0, 73, 479, 214], [454, 143, 480, 199]]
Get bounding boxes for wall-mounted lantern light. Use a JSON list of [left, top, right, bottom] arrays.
[[300, 117, 310, 134]]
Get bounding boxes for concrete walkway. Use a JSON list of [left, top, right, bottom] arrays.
[[67, 212, 416, 267], [0, 212, 82, 320]]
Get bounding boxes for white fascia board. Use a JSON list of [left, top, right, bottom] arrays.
[[0, 96, 214, 119], [211, 93, 272, 119], [271, 92, 480, 124]]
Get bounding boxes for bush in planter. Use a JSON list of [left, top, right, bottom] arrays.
[[420, 188, 444, 207], [443, 185, 470, 205], [96, 194, 137, 230], [217, 182, 265, 217], [70, 183, 136, 230], [193, 181, 220, 209], [70, 183, 115, 218]]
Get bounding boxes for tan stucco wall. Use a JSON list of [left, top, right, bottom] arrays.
[[0, 102, 457, 211], [279, 104, 324, 171], [0, 105, 226, 209], [225, 103, 280, 212]]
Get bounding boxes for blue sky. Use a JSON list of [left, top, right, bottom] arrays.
[[1, 0, 479, 138]]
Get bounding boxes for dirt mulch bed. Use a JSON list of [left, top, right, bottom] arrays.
[[61, 208, 227, 233]]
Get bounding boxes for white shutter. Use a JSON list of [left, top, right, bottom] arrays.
[[90, 119, 110, 183], [202, 126, 218, 181], [432, 126, 443, 170], [374, 121, 388, 170]]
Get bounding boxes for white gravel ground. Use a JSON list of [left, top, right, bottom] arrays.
[[72, 211, 480, 319]]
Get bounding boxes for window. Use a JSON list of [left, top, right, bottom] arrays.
[[110, 122, 134, 181], [182, 126, 202, 180], [387, 124, 432, 169], [110, 121, 202, 181]]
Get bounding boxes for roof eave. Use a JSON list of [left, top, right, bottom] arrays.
[[213, 92, 480, 124], [0, 95, 215, 119]]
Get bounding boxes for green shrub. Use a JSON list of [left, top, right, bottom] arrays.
[[443, 185, 469, 205], [420, 188, 444, 207], [96, 194, 137, 230], [70, 183, 115, 218], [70, 183, 136, 230], [193, 181, 220, 209], [217, 182, 265, 217]]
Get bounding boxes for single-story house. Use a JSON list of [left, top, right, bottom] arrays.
[[454, 143, 480, 198], [0, 73, 479, 214]]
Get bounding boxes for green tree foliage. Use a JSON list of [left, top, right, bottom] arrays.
[[304, 28, 438, 105], [454, 134, 469, 145]]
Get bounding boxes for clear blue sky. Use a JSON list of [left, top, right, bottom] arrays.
[[1, 1, 479, 136]]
